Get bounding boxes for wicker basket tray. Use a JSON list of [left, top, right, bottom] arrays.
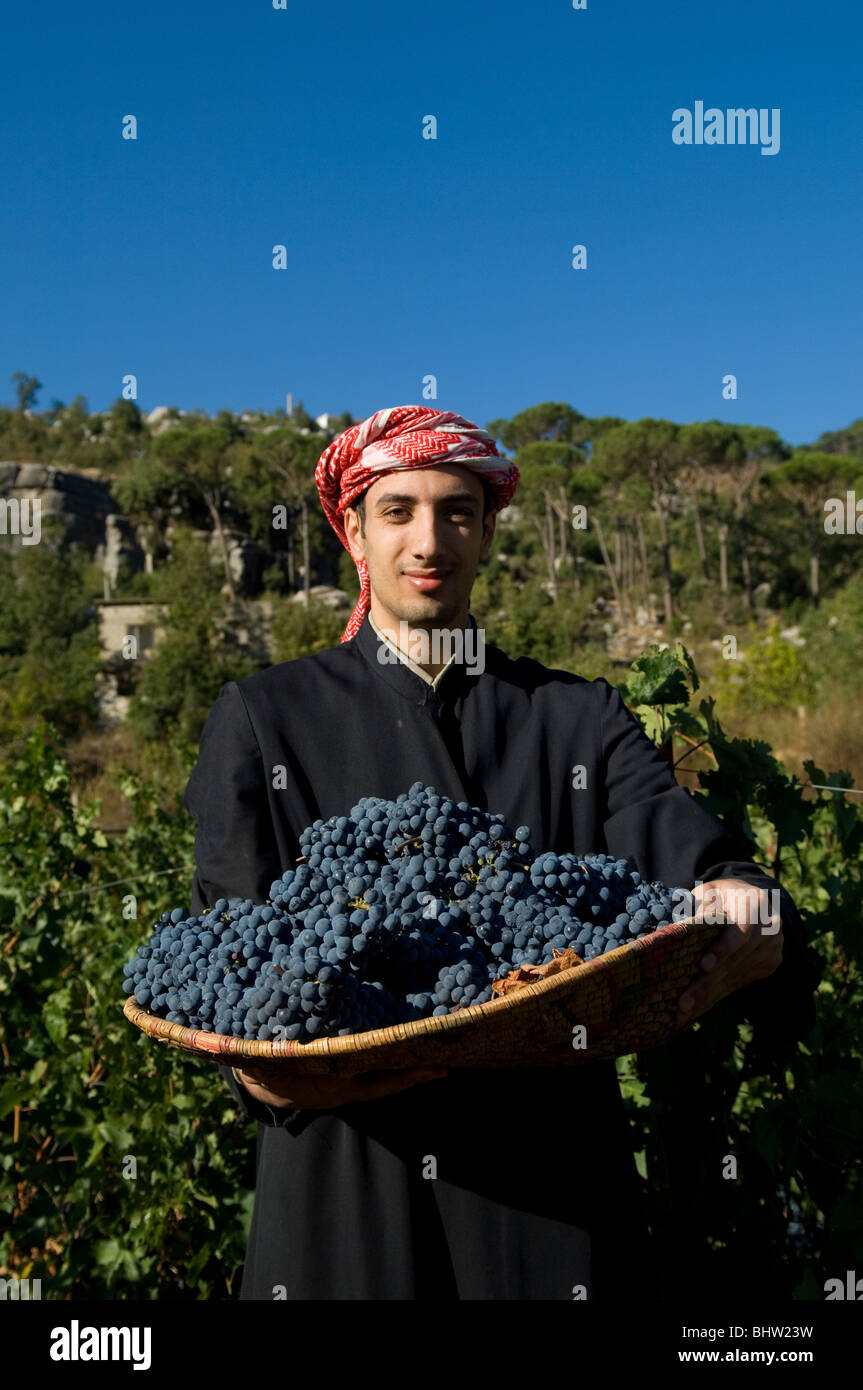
[[122, 915, 717, 1075]]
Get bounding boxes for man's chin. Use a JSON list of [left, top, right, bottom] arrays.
[[389, 593, 468, 627]]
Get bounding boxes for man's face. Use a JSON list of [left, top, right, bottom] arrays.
[[343, 464, 496, 631]]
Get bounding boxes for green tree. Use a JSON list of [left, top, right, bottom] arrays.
[[270, 594, 346, 663], [762, 452, 860, 608], [487, 403, 626, 461], [675, 421, 740, 585], [809, 417, 863, 457], [43, 398, 67, 426], [108, 397, 145, 438], [512, 442, 585, 601], [0, 533, 100, 746], [113, 423, 241, 600], [11, 371, 41, 413], [587, 465, 653, 621], [126, 528, 257, 747], [723, 425, 788, 610], [231, 426, 322, 600], [288, 400, 317, 432], [487, 401, 585, 450], [712, 620, 818, 719], [593, 419, 681, 625]]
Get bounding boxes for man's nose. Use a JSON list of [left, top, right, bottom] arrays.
[[410, 507, 448, 558]]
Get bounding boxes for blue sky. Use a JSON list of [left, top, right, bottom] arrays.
[[1, 0, 860, 449]]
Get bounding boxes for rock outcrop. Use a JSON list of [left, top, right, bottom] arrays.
[[0, 462, 145, 585]]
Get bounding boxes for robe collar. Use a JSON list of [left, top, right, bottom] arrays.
[[368, 612, 455, 690], [350, 609, 482, 708]]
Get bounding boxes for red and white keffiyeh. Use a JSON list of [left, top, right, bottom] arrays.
[[314, 405, 519, 642]]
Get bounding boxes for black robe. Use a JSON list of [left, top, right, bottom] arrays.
[[183, 612, 815, 1300]]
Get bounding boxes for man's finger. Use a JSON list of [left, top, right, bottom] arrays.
[[699, 921, 744, 971], [677, 974, 719, 1022], [678, 958, 734, 1018], [349, 1068, 448, 1101], [237, 1065, 294, 1087]]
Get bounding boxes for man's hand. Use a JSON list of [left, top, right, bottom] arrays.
[[677, 878, 784, 1025], [233, 1062, 449, 1111]]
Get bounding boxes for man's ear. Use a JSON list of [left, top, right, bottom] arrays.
[[343, 506, 365, 565], [479, 509, 497, 562]]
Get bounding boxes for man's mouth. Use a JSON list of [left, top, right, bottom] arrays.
[[402, 570, 451, 592]]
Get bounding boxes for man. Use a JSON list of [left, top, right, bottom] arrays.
[[183, 404, 815, 1300]]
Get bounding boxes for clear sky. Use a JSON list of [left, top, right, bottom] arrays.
[[1, 0, 860, 448]]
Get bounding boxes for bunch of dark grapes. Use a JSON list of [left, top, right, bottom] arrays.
[[122, 782, 683, 1043]]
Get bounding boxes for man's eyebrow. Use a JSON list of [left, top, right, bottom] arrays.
[[372, 491, 481, 508]]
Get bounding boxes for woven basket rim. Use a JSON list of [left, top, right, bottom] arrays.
[[123, 914, 714, 1061]]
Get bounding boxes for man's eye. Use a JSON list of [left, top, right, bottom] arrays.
[[383, 507, 475, 520]]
